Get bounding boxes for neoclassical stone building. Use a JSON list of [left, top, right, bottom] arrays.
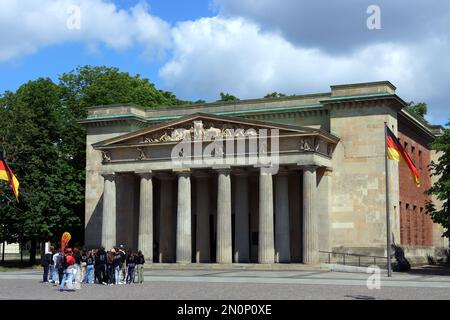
[[81, 81, 448, 265]]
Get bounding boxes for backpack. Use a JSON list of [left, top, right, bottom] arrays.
[[55, 254, 64, 269]]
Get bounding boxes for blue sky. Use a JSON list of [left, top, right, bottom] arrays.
[[0, 0, 214, 96], [0, 0, 449, 125]]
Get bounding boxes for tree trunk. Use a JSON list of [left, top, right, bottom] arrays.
[[29, 239, 37, 265]]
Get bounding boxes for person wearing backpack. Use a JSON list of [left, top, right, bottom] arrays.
[[95, 247, 107, 285], [55, 249, 65, 285], [59, 248, 76, 291]]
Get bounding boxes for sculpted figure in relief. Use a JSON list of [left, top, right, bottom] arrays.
[[136, 147, 149, 160], [101, 150, 111, 162]]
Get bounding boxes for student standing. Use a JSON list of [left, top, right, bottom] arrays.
[[80, 250, 88, 283], [73, 248, 82, 289], [112, 247, 122, 285], [119, 245, 127, 282], [48, 247, 55, 283], [135, 250, 145, 284], [55, 250, 65, 285], [95, 247, 107, 285], [40, 249, 53, 283], [85, 251, 95, 284], [125, 251, 136, 284]]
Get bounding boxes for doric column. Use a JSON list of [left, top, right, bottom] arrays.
[[195, 172, 210, 263], [303, 166, 319, 264], [159, 174, 175, 263], [275, 170, 290, 263], [216, 168, 232, 263], [259, 169, 275, 264], [136, 171, 153, 263], [233, 170, 249, 263], [176, 170, 192, 263], [101, 172, 116, 250]]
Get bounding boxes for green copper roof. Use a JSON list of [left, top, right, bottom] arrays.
[[85, 104, 325, 122]]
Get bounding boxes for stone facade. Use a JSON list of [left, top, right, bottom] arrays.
[[81, 81, 448, 265]]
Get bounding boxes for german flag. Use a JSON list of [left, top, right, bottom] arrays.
[[0, 158, 19, 201], [386, 127, 420, 187]]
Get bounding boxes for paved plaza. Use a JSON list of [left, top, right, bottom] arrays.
[[1, 268, 450, 300]]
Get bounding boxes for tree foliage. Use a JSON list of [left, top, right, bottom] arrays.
[[0, 66, 187, 262], [426, 122, 450, 238], [406, 101, 428, 119], [218, 92, 240, 102], [264, 92, 287, 99]]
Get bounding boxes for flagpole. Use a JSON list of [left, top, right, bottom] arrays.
[[384, 122, 392, 277]]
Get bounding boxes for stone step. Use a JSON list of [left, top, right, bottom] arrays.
[[143, 263, 326, 271]]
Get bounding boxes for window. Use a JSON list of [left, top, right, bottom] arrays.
[[418, 150, 423, 169], [404, 142, 408, 151], [411, 146, 415, 154], [406, 203, 410, 210]]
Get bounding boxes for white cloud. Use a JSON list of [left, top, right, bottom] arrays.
[[159, 16, 450, 123], [214, 0, 450, 54], [0, 1, 448, 124], [0, 0, 171, 61], [160, 17, 416, 98]]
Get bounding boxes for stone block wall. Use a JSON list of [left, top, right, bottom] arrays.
[[328, 102, 400, 249]]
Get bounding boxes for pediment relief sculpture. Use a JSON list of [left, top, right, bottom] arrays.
[[136, 147, 149, 161], [141, 120, 261, 144], [299, 137, 335, 156], [101, 150, 112, 163]]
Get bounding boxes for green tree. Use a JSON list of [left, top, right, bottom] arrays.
[[0, 66, 191, 264], [218, 92, 240, 102], [426, 122, 450, 238], [0, 78, 81, 263], [264, 92, 287, 98], [406, 102, 428, 118]]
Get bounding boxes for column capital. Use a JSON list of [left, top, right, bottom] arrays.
[[302, 165, 319, 172], [100, 172, 116, 181], [135, 171, 153, 179], [173, 168, 191, 177]]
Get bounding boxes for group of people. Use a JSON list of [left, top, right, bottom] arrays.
[[41, 244, 146, 291]]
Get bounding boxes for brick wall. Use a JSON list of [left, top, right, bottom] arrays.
[[398, 125, 433, 246]]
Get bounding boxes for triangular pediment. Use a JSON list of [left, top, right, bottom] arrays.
[[93, 113, 338, 148]]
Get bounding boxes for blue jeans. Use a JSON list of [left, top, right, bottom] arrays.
[[53, 267, 60, 283], [49, 265, 54, 281], [60, 269, 74, 290], [85, 265, 94, 283], [114, 266, 120, 284], [73, 264, 80, 283]]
